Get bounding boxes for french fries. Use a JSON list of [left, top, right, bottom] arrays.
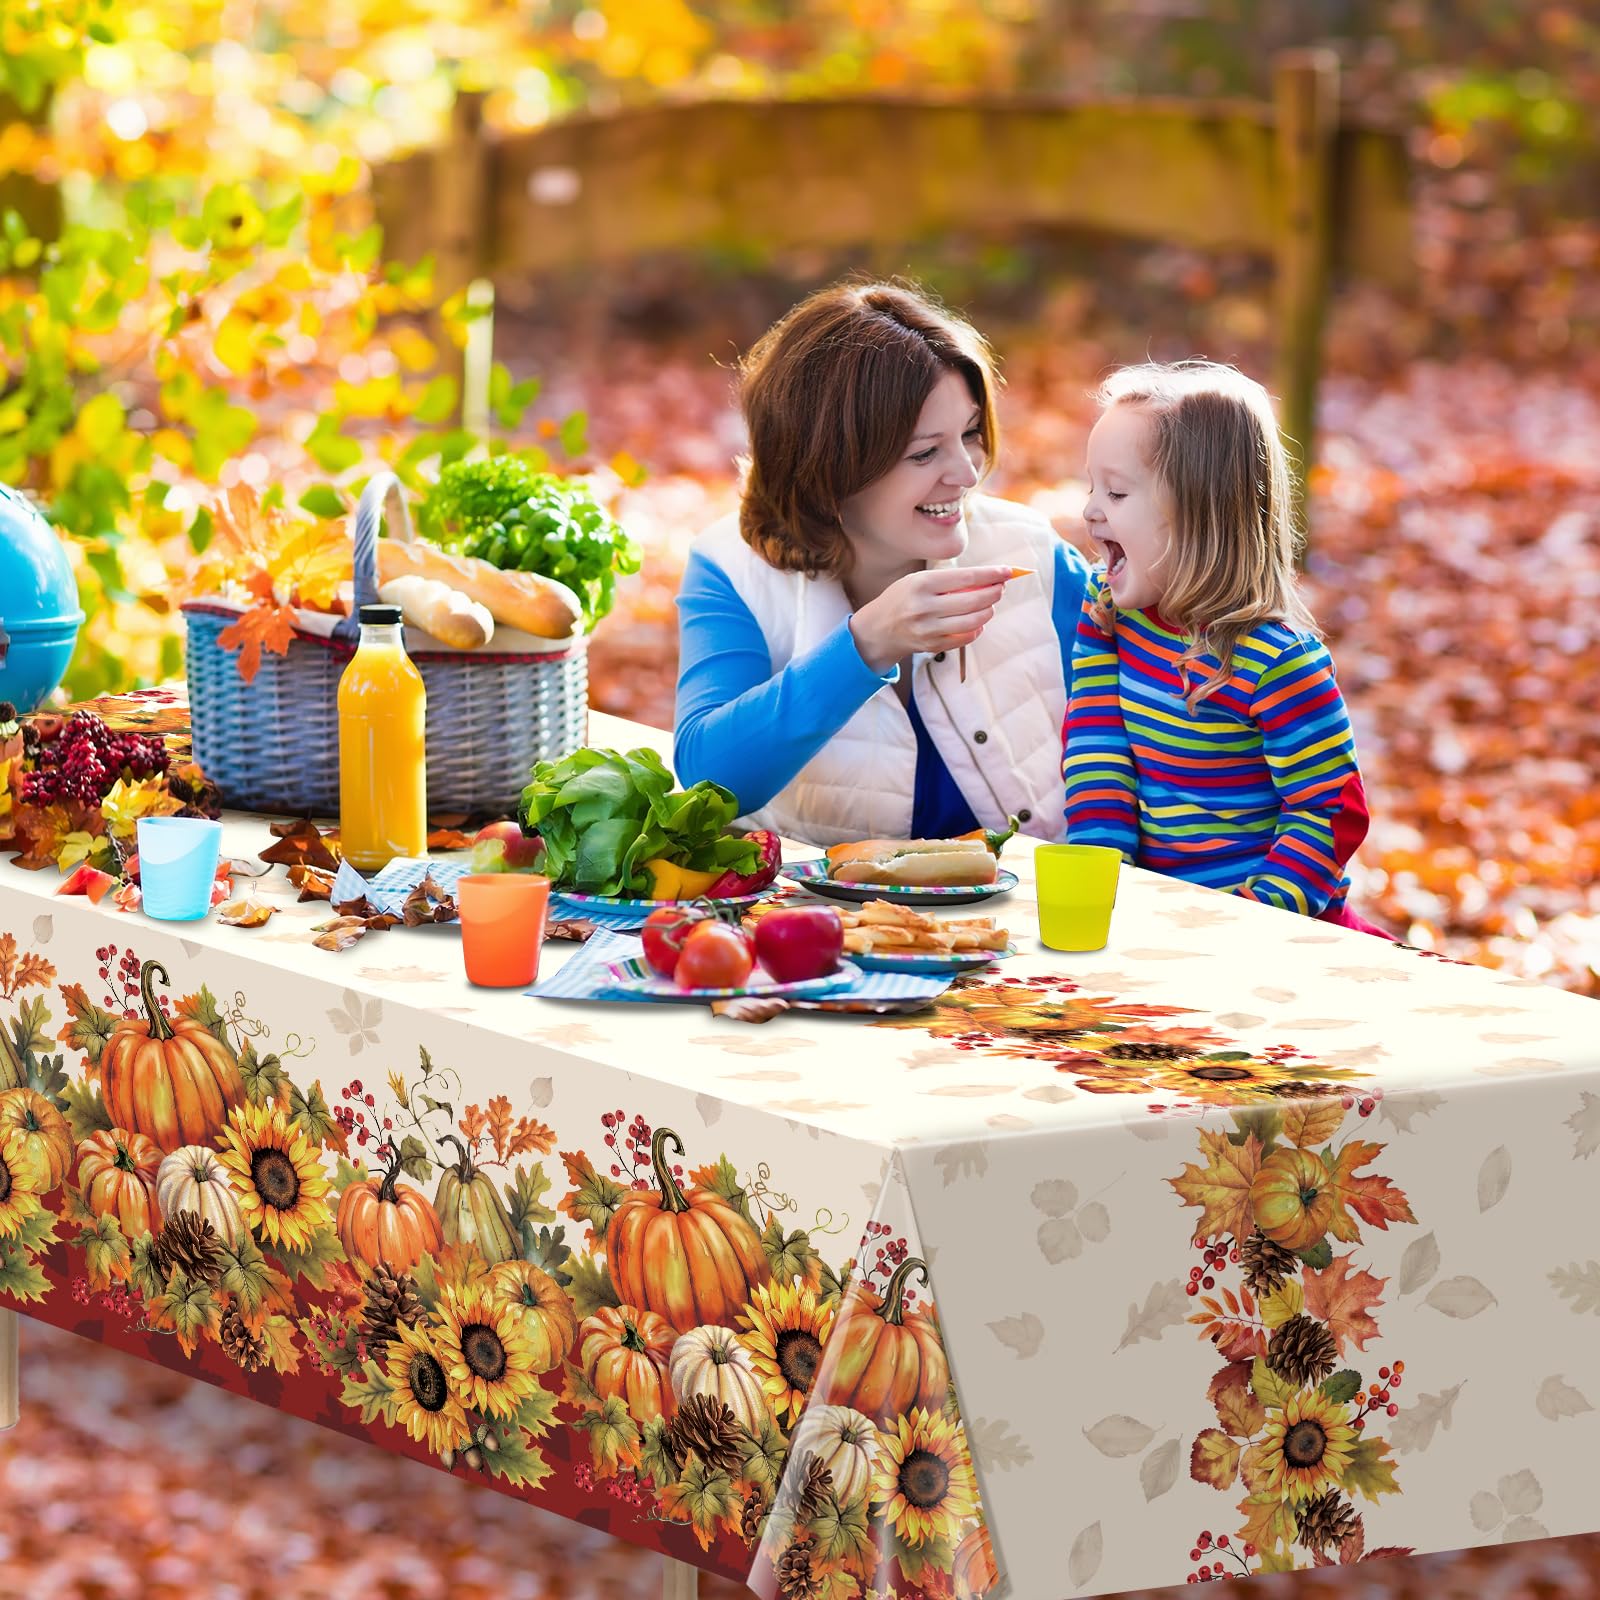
[[744, 898, 1009, 955]]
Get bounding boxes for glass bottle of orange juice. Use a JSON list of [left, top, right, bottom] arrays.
[[338, 603, 427, 871]]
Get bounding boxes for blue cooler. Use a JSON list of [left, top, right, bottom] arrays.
[[0, 482, 84, 711]]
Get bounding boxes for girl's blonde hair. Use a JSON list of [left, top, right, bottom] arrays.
[[1093, 359, 1317, 708]]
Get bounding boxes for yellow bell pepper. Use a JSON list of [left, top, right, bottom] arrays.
[[643, 858, 724, 900]]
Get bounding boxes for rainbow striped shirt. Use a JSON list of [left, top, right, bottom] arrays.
[[1061, 577, 1369, 918]]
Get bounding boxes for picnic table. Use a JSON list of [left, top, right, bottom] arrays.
[[3, 704, 1598, 1599]]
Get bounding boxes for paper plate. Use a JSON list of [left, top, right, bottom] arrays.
[[601, 956, 861, 1002], [558, 887, 773, 914], [779, 857, 1019, 909], [850, 942, 1017, 976]]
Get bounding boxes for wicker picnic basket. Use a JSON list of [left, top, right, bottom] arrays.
[[184, 472, 589, 818]]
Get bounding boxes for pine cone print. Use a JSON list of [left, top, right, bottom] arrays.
[[739, 1485, 767, 1546], [1296, 1489, 1359, 1553], [794, 1452, 834, 1522], [775, 1536, 823, 1600], [360, 1264, 425, 1352], [220, 1305, 268, 1372], [154, 1211, 225, 1285], [1101, 1041, 1195, 1061], [1240, 1230, 1299, 1296], [1265, 1313, 1338, 1388], [666, 1394, 745, 1475]]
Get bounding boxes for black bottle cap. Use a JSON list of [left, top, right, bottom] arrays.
[[358, 604, 403, 625]]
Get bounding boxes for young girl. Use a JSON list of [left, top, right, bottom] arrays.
[[1061, 360, 1390, 936]]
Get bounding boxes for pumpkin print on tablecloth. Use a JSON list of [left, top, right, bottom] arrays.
[[579, 1303, 676, 1424], [433, 1132, 519, 1265], [488, 1259, 578, 1375], [786, 1401, 884, 1506], [668, 1321, 766, 1432], [823, 1257, 948, 1425], [607, 1126, 770, 1332], [0, 1086, 73, 1191], [1250, 1145, 1337, 1253], [337, 1145, 445, 1272], [101, 960, 244, 1153], [78, 1126, 163, 1238], [155, 1143, 246, 1244], [952, 1521, 999, 1598]]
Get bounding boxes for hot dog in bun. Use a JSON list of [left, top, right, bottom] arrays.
[[824, 838, 999, 887]]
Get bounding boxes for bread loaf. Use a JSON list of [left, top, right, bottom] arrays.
[[825, 838, 998, 887], [378, 575, 494, 650], [377, 539, 581, 640]]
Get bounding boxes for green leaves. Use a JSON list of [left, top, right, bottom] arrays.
[[566, 1253, 620, 1321], [0, 1242, 49, 1303], [1320, 1368, 1363, 1405], [239, 1043, 288, 1107], [287, 1079, 338, 1148], [506, 1162, 556, 1233], [341, 1357, 401, 1427], [271, 1224, 343, 1288], [1342, 1435, 1401, 1501], [396, 1135, 432, 1184], [762, 1218, 817, 1287], [574, 1392, 641, 1477], [61, 1078, 113, 1144]]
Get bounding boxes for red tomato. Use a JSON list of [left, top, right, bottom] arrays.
[[674, 921, 755, 990], [641, 904, 715, 978]]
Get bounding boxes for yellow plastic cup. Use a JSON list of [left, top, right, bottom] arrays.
[[1035, 844, 1122, 952], [459, 873, 550, 988]]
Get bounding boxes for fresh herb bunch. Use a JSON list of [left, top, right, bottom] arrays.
[[418, 457, 642, 630]]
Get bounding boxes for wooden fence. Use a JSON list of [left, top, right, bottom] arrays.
[[372, 51, 1413, 496]]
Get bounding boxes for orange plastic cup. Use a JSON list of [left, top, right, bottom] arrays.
[[458, 873, 550, 988]]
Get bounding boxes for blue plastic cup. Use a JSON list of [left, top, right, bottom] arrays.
[[137, 817, 224, 921]]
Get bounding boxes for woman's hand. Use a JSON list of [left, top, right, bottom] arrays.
[[849, 566, 1012, 675]]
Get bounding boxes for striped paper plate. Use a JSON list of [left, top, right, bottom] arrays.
[[850, 941, 1017, 975], [601, 955, 861, 1002]]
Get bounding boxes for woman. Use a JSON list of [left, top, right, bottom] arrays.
[[673, 280, 1091, 846]]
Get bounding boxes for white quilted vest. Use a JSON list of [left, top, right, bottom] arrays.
[[695, 494, 1068, 847]]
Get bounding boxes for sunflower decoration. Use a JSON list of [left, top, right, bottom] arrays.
[[435, 1279, 543, 1420], [1069, 1046, 1364, 1105], [870, 1406, 979, 1550], [0, 1129, 47, 1240], [387, 1317, 471, 1456], [874, 982, 1196, 1045], [739, 1278, 835, 1424], [1257, 1388, 1357, 1503], [215, 1101, 333, 1251]]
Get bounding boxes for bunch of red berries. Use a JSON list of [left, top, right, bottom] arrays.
[[601, 1109, 681, 1188], [1186, 1235, 1240, 1295], [1353, 1359, 1405, 1429], [337, 1078, 395, 1158], [1340, 1088, 1384, 1117], [1186, 1529, 1252, 1582], [19, 711, 169, 807], [863, 1220, 910, 1285]]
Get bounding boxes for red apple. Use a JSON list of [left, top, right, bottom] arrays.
[[753, 905, 844, 983], [471, 819, 546, 874]]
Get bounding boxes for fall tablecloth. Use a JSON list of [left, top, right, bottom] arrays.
[[3, 709, 1600, 1600]]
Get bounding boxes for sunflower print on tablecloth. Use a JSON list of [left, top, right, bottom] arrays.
[[388, 1317, 472, 1455], [871, 1405, 980, 1550], [435, 1279, 543, 1420], [215, 1100, 333, 1252], [739, 1277, 835, 1424]]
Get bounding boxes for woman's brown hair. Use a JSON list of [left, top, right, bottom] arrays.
[[737, 280, 1001, 577], [1091, 360, 1317, 709]]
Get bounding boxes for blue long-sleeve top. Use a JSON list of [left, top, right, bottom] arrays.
[[674, 535, 1091, 830]]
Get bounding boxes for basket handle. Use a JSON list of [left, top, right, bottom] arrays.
[[340, 472, 414, 641]]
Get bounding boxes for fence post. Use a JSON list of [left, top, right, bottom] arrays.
[[1272, 48, 1339, 548], [431, 88, 492, 431]]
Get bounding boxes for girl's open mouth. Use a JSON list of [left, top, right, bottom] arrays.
[[916, 499, 964, 526], [1104, 540, 1128, 582]]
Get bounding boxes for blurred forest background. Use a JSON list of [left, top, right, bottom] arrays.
[[2, 8, 1599, 1583]]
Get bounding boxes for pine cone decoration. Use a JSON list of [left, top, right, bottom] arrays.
[[739, 1485, 767, 1545], [154, 1211, 225, 1284], [775, 1536, 823, 1600], [1265, 1313, 1338, 1388], [1240, 1230, 1299, 1296], [1296, 1490, 1358, 1553], [794, 1452, 834, 1522], [666, 1394, 745, 1475], [1102, 1041, 1194, 1061], [360, 1264, 425, 1352], [220, 1305, 268, 1372]]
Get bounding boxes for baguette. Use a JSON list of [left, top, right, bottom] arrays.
[[826, 838, 998, 888], [377, 538, 581, 640], [378, 575, 494, 650]]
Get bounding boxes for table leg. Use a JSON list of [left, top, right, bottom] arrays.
[[0, 1308, 18, 1432], [661, 1556, 700, 1599]]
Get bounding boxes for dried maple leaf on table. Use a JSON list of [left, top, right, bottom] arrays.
[[712, 996, 788, 1023], [425, 827, 475, 851], [260, 819, 340, 871], [400, 875, 457, 926], [217, 602, 297, 683], [545, 918, 597, 942], [218, 899, 276, 929], [287, 863, 336, 901]]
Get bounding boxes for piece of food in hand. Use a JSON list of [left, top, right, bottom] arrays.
[[752, 904, 843, 982], [643, 858, 725, 900], [642, 903, 716, 978], [471, 819, 546, 874], [378, 574, 493, 650], [703, 829, 782, 897], [378, 537, 581, 639], [674, 920, 755, 989], [825, 837, 998, 887], [956, 815, 1019, 856]]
